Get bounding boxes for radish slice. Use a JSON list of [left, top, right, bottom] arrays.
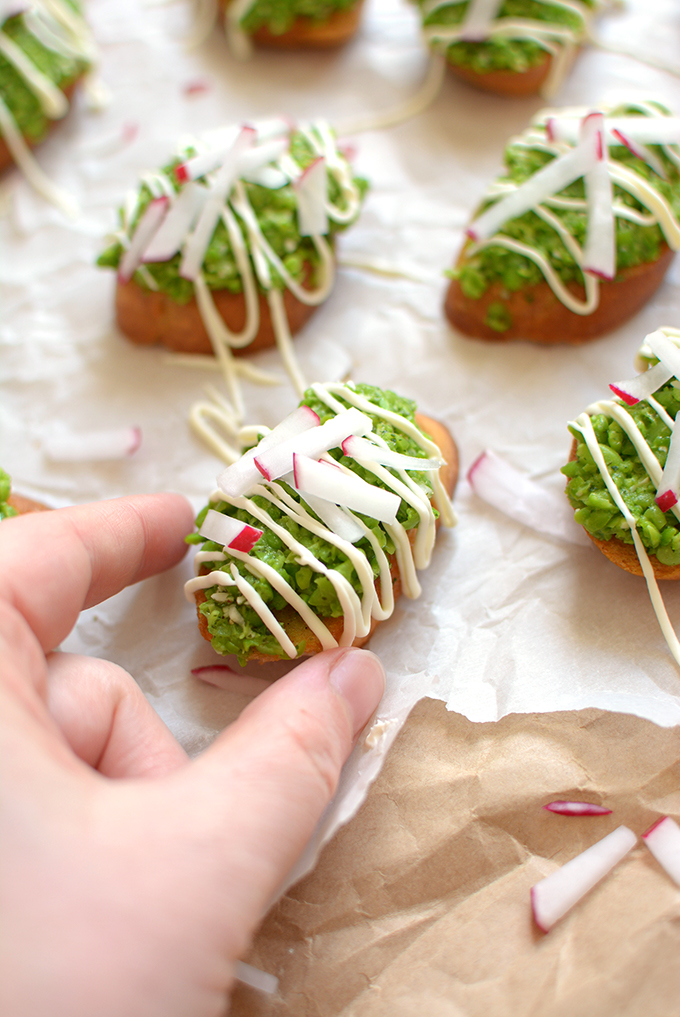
[[342, 434, 444, 472], [468, 450, 590, 546], [609, 360, 673, 406], [582, 114, 615, 281], [253, 408, 373, 483], [655, 424, 680, 512], [44, 427, 141, 462], [467, 136, 597, 242], [118, 198, 169, 282], [191, 665, 273, 697], [234, 961, 279, 995], [180, 128, 255, 281], [175, 124, 256, 184], [459, 0, 502, 41], [216, 406, 320, 498], [531, 826, 637, 932], [239, 137, 289, 178], [547, 116, 680, 148], [294, 157, 328, 237], [183, 79, 211, 96], [612, 130, 668, 180], [142, 183, 208, 263], [642, 816, 680, 885], [199, 508, 263, 551], [646, 329, 680, 380], [543, 801, 613, 816], [295, 488, 366, 543], [292, 454, 400, 524]]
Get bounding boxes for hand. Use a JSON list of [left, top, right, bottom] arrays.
[[0, 494, 385, 1017]]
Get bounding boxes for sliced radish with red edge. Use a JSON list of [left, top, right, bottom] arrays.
[[543, 801, 612, 816], [292, 454, 400, 524], [531, 825, 637, 932], [119, 198, 169, 282], [253, 408, 373, 483], [199, 508, 263, 551], [294, 156, 328, 236], [642, 816, 680, 885], [44, 427, 141, 462]]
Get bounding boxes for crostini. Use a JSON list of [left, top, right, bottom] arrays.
[[445, 102, 680, 344], [221, 0, 363, 57], [98, 119, 367, 386], [185, 382, 458, 663], [419, 0, 598, 98]]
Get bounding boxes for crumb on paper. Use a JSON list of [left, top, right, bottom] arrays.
[[364, 717, 398, 749]]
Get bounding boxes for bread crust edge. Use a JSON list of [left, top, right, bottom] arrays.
[[445, 244, 675, 345]]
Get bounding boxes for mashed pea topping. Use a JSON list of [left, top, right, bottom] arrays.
[[97, 129, 368, 303]]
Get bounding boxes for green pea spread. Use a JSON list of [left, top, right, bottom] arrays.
[[97, 130, 368, 302], [452, 105, 680, 333], [0, 469, 17, 520], [188, 384, 435, 662], [238, 0, 358, 35], [0, 4, 89, 142], [562, 380, 680, 564], [421, 0, 594, 74]]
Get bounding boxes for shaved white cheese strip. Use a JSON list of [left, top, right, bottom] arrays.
[[44, 427, 141, 462], [548, 116, 680, 147], [295, 157, 328, 237], [531, 826, 637, 932], [459, 0, 502, 41], [643, 817, 680, 886], [0, 29, 68, 117], [292, 454, 400, 525], [254, 408, 373, 482], [199, 508, 263, 552], [119, 198, 169, 282], [468, 450, 590, 546], [467, 139, 597, 242], [142, 184, 208, 262], [216, 405, 320, 497], [342, 434, 444, 471], [609, 360, 673, 406]]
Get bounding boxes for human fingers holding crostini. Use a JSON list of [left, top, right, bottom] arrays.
[[0, 494, 385, 1017]]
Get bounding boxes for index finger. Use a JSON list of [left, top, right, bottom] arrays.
[[0, 493, 194, 652]]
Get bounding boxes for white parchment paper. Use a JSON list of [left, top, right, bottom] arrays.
[[2, 0, 680, 881]]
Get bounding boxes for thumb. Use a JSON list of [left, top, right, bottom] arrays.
[[188, 646, 385, 935]]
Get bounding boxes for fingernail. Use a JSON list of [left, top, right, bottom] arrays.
[[329, 648, 386, 737]]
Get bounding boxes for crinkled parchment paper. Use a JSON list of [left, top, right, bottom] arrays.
[[2, 0, 680, 1009]]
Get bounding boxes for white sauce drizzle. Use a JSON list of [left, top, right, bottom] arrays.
[[420, 0, 594, 98], [465, 103, 680, 316], [111, 120, 363, 439], [184, 382, 456, 658], [0, 1, 94, 209], [570, 327, 680, 667]]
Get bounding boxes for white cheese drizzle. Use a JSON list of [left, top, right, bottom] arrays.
[[420, 0, 595, 98], [569, 326, 680, 666], [464, 102, 680, 316], [184, 382, 456, 658], [111, 120, 364, 445], [0, 0, 94, 209]]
